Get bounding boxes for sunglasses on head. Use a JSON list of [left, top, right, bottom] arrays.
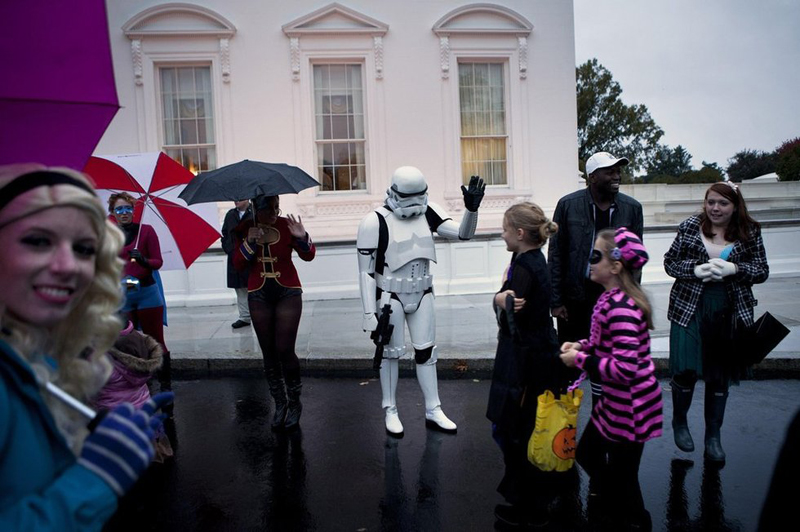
[[114, 205, 134, 215]]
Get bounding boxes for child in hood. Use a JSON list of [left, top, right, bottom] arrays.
[[94, 321, 174, 462]]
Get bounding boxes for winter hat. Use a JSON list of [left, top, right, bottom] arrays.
[[0, 163, 103, 230], [613, 227, 649, 269]]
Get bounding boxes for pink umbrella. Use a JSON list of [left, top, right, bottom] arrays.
[[0, 0, 119, 170], [85, 153, 221, 270]]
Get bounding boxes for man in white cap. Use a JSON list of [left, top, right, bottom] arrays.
[[548, 152, 643, 404]]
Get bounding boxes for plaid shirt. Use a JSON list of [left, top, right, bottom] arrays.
[[664, 215, 769, 327]]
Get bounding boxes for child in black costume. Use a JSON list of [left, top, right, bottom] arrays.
[[487, 202, 565, 529]]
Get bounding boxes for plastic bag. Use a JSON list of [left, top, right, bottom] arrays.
[[527, 389, 583, 472]]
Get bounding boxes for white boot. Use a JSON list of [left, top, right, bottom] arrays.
[[380, 359, 404, 437], [416, 358, 457, 433]]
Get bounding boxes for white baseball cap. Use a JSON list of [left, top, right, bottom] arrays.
[[585, 152, 629, 176]]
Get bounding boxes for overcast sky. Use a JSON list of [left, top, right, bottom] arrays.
[[573, 0, 800, 170]]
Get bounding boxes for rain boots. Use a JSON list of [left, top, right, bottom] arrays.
[[380, 358, 404, 437], [284, 369, 303, 431], [416, 360, 457, 433], [704, 386, 728, 463], [671, 380, 695, 452], [266, 367, 288, 430]]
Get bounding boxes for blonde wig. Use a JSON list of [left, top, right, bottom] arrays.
[[0, 164, 124, 451]]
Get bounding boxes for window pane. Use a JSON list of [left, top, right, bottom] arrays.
[[335, 166, 351, 191], [329, 65, 346, 89], [331, 116, 348, 138], [177, 68, 194, 93], [196, 67, 212, 92], [180, 119, 198, 144], [352, 114, 364, 138]]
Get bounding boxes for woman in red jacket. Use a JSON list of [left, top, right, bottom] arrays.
[[108, 192, 169, 386], [234, 195, 315, 430]]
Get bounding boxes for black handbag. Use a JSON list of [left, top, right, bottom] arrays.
[[737, 312, 790, 365]]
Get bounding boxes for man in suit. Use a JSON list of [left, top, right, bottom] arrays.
[[222, 200, 253, 328]]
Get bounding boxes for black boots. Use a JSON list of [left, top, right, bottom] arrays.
[[704, 386, 728, 463], [671, 380, 695, 452], [284, 369, 303, 431], [266, 367, 288, 430]]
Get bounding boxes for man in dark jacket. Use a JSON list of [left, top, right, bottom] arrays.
[[548, 152, 644, 398], [222, 200, 252, 328]]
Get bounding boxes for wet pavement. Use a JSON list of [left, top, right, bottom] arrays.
[[105, 377, 800, 532]]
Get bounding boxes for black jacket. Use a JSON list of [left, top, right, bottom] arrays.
[[221, 207, 252, 288], [547, 187, 643, 307], [487, 249, 563, 435]]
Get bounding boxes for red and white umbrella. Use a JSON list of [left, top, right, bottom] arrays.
[[84, 152, 220, 270]]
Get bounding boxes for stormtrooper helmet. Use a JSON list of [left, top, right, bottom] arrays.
[[386, 166, 428, 218]]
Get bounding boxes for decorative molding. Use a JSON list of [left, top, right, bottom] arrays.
[[518, 36, 528, 79], [374, 36, 384, 79], [281, 4, 389, 80], [446, 194, 526, 213], [282, 2, 389, 37], [219, 38, 231, 83], [289, 37, 301, 81], [439, 36, 450, 79], [297, 199, 381, 218], [432, 3, 533, 37], [123, 3, 236, 38], [131, 39, 143, 86]]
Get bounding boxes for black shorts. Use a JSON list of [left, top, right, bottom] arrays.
[[248, 279, 302, 304]]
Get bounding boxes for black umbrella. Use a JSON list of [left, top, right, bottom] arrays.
[[178, 160, 320, 204]]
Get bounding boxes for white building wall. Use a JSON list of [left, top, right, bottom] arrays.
[[98, 1, 578, 233], [95, 0, 580, 304]]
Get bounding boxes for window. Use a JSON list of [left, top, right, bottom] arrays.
[[313, 64, 366, 192], [458, 62, 507, 185], [159, 66, 216, 174]]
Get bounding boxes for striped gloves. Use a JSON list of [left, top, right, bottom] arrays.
[[78, 392, 174, 496]]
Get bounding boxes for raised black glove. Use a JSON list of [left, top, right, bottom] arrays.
[[461, 175, 485, 212], [129, 249, 149, 268]]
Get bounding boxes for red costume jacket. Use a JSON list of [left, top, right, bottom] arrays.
[[233, 217, 316, 290]]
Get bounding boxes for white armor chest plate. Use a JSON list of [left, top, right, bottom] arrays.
[[384, 213, 437, 272]]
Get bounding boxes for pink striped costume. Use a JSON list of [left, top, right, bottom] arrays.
[[575, 288, 663, 443]]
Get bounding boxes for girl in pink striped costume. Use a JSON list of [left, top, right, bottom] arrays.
[[560, 227, 663, 531]]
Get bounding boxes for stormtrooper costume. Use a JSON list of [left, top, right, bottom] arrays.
[[357, 166, 484, 437]]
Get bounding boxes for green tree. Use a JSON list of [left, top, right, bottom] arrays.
[[645, 145, 693, 179], [775, 137, 800, 181], [726, 149, 776, 182], [577, 59, 664, 174]]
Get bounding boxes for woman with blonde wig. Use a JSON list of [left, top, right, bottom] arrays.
[[0, 164, 172, 530]]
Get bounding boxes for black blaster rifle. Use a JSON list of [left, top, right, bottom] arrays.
[[371, 304, 394, 372]]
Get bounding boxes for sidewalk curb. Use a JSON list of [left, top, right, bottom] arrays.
[[173, 356, 800, 380]]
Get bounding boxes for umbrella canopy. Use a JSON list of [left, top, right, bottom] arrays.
[[0, 0, 119, 170], [84, 153, 221, 270], [179, 160, 320, 205]]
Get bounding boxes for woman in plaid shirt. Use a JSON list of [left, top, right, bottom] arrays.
[[664, 181, 769, 463]]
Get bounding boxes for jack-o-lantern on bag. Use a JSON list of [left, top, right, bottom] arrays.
[[528, 389, 583, 472]]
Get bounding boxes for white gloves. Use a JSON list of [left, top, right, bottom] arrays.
[[709, 258, 737, 278], [695, 259, 737, 282], [362, 313, 378, 332], [694, 263, 715, 280]]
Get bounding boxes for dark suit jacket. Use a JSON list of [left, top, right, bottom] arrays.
[[222, 207, 252, 288]]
